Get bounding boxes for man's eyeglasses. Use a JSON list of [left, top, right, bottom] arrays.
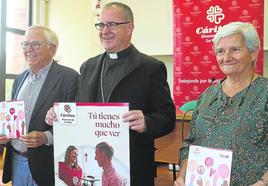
[[21, 41, 47, 50], [95, 22, 130, 31]]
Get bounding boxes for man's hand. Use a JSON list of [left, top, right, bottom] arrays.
[[0, 135, 11, 144], [174, 177, 185, 186], [122, 110, 146, 133], [45, 107, 57, 126], [20, 131, 48, 148]]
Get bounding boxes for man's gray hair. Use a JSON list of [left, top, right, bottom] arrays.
[[26, 25, 59, 49], [103, 2, 134, 22]]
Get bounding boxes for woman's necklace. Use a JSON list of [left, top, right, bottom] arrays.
[[238, 73, 255, 107], [222, 73, 255, 98], [218, 73, 255, 114]]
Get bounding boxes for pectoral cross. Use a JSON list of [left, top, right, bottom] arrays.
[[84, 153, 88, 162]]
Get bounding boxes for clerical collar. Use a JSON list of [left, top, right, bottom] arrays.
[[107, 44, 133, 59]]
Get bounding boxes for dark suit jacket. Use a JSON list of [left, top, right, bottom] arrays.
[[77, 45, 175, 186], [2, 61, 79, 186]]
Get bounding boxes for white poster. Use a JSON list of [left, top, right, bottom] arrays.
[[54, 102, 130, 186]]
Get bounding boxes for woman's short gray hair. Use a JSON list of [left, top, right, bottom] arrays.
[[213, 22, 260, 53]]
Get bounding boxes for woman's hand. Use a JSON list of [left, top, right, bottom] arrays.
[[174, 177, 185, 186], [250, 180, 268, 186]]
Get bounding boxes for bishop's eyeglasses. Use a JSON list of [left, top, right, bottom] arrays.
[[95, 22, 130, 31]]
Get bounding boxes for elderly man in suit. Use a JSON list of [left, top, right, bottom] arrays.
[[0, 25, 79, 186]]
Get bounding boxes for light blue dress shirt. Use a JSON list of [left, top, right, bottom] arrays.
[[12, 62, 53, 152]]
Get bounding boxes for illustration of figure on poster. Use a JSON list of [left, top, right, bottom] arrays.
[[58, 145, 83, 186], [56, 144, 128, 186], [95, 142, 127, 186]]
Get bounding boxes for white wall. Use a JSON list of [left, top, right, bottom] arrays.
[[46, 0, 102, 71], [100, 0, 173, 55]]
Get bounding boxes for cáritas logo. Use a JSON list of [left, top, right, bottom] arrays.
[[206, 5, 225, 24], [195, 5, 224, 40], [64, 104, 71, 113]]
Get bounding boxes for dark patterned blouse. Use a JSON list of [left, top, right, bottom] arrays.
[[180, 76, 268, 185]]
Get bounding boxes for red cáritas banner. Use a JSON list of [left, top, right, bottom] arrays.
[[173, 0, 264, 110]]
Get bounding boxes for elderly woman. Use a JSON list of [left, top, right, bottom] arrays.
[[174, 22, 268, 186]]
